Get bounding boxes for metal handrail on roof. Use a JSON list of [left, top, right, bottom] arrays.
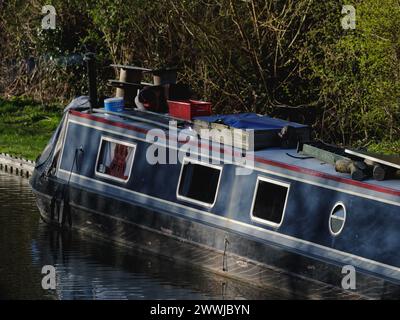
[[91, 108, 191, 130]]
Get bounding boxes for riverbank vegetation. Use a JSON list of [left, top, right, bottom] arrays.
[[0, 97, 62, 160], [0, 0, 399, 157]]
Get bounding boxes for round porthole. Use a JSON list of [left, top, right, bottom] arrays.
[[329, 202, 346, 236]]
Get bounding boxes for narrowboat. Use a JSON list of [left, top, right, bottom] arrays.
[[30, 57, 400, 298]]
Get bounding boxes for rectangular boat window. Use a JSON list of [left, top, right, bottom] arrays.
[[250, 177, 289, 227], [95, 137, 136, 182], [177, 159, 222, 207]]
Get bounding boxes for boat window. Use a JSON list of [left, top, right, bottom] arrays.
[[177, 160, 222, 207], [251, 177, 289, 228], [95, 137, 136, 182], [329, 202, 346, 236]]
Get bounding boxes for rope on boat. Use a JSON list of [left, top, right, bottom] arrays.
[[223, 237, 230, 272], [50, 146, 82, 228], [286, 153, 314, 160]]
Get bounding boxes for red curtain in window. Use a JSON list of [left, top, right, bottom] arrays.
[[108, 144, 129, 179]]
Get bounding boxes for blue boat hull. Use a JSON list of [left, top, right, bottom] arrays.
[[31, 173, 400, 299]]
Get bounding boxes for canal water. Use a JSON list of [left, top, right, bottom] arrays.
[[0, 171, 296, 300], [0, 171, 383, 300]]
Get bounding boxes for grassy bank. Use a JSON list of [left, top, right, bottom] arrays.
[[0, 97, 63, 160]]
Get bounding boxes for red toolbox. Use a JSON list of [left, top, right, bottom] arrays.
[[168, 100, 212, 120]]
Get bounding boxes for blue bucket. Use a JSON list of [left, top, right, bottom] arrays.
[[104, 97, 124, 112]]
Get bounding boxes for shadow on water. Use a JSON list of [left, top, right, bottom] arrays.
[[0, 171, 292, 300]]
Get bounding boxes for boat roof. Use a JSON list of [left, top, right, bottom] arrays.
[[255, 147, 400, 192], [68, 107, 400, 197]]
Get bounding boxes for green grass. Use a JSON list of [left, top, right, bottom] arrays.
[[367, 140, 400, 156], [0, 97, 63, 160]]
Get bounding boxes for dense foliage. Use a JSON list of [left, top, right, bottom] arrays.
[[0, 0, 399, 151]]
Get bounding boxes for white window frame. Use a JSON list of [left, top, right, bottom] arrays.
[[250, 176, 290, 228], [176, 157, 223, 208], [94, 136, 137, 183], [329, 202, 347, 236]]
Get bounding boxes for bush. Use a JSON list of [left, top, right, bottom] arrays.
[[0, 0, 399, 151], [303, 0, 400, 147]]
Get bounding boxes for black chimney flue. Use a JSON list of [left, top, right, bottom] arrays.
[[84, 52, 97, 112]]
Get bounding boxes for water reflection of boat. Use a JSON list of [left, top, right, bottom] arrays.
[[33, 221, 310, 300], [30, 60, 400, 299]]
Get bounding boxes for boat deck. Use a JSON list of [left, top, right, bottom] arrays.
[[256, 148, 400, 192]]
